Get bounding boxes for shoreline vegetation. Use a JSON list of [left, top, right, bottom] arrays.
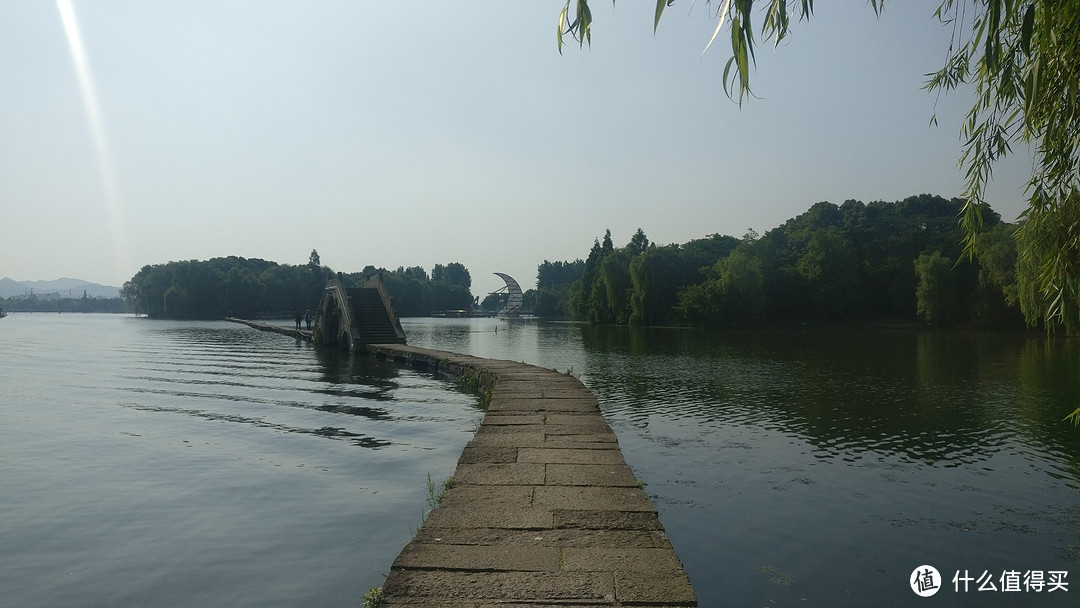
[[0, 296, 129, 314], [546, 194, 1022, 331], [66, 194, 1038, 332]]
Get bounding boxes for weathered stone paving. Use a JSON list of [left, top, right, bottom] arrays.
[[365, 344, 697, 608]]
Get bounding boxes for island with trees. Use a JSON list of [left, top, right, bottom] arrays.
[[119, 250, 478, 320], [113, 194, 1032, 332]]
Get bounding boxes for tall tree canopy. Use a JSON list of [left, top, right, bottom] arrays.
[[558, 0, 1080, 333], [546, 195, 1010, 329]]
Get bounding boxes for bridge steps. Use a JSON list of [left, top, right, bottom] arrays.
[[349, 287, 405, 345], [317, 278, 406, 349]]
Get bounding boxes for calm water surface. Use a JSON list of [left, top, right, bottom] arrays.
[[0, 314, 481, 608], [403, 318, 1080, 607], [3, 314, 1080, 607]]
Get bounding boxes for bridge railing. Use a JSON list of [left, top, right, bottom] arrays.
[[319, 278, 356, 347]]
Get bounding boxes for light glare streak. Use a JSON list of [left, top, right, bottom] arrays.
[[57, 0, 129, 282]]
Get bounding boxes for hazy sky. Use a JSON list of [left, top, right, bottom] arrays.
[[1, 1, 1033, 296]]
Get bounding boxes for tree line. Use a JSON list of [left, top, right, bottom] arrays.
[[121, 250, 476, 319], [353, 262, 474, 317], [123, 195, 1027, 328], [0, 293, 129, 314], [535, 194, 1024, 329]]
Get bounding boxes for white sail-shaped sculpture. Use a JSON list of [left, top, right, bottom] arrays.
[[493, 272, 523, 318]]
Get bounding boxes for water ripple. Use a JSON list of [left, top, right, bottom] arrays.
[[117, 402, 392, 448]]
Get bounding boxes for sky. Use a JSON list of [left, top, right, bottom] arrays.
[[0, 1, 1034, 297]]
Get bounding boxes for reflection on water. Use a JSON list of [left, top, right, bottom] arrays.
[[0, 315, 483, 608], [574, 325, 1080, 469], [404, 318, 1080, 607], [4, 314, 1077, 607]]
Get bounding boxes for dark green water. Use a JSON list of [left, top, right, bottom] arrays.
[[404, 318, 1080, 607]]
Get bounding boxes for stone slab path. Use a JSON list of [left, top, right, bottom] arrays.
[[365, 344, 697, 608], [226, 318, 312, 341]]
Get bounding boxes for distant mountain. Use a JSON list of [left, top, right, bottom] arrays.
[[0, 277, 26, 299], [0, 277, 121, 299]]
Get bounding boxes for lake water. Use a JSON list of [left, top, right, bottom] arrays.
[[403, 318, 1080, 607], [3, 314, 1079, 607], [0, 314, 481, 608]]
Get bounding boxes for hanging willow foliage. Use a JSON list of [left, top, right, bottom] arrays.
[[559, 1, 1080, 336], [558, 0, 1080, 423]]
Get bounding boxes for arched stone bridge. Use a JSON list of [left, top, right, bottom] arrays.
[[316, 276, 406, 349]]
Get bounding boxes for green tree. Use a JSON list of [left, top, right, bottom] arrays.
[[681, 233, 741, 269], [522, 288, 538, 314], [429, 282, 473, 312], [222, 266, 261, 317], [559, 0, 1080, 333], [925, 2, 1080, 334], [627, 228, 649, 256], [427, 262, 474, 313], [795, 229, 861, 319], [432, 262, 472, 290], [163, 284, 193, 318], [567, 197, 1011, 327], [125, 257, 323, 319], [1016, 193, 1080, 334], [674, 277, 723, 326], [537, 259, 584, 290], [629, 243, 713, 325], [718, 247, 767, 323], [536, 259, 584, 317], [569, 238, 604, 320], [601, 229, 614, 255], [676, 246, 765, 326], [381, 268, 429, 317], [594, 249, 633, 324], [971, 222, 1023, 326], [534, 284, 574, 317], [567, 230, 632, 324], [402, 265, 429, 282], [914, 250, 957, 327]]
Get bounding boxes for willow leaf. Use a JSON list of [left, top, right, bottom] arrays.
[[654, 0, 667, 33], [557, 5, 568, 54], [703, 0, 733, 55]]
